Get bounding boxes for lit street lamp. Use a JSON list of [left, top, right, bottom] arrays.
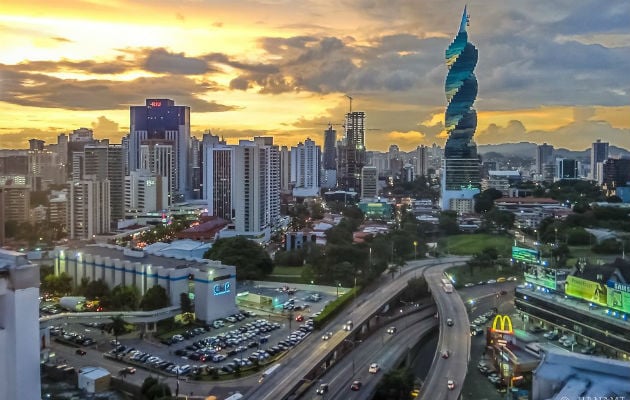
[[413, 241, 418, 260]]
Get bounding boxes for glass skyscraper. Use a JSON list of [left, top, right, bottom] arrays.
[[441, 6, 481, 211]]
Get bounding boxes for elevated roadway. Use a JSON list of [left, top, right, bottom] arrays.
[[245, 257, 468, 400], [419, 265, 471, 400]]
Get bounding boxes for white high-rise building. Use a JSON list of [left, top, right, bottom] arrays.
[[68, 180, 111, 239], [291, 138, 320, 197], [0, 249, 41, 400], [125, 170, 168, 212], [140, 141, 175, 205], [254, 137, 280, 229], [280, 146, 291, 193]]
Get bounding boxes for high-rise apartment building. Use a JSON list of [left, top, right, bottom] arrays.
[[591, 139, 609, 183], [291, 138, 320, 197], [1, 185, 30, 223], [68, 180, 111, 240], [441, 6, 481, 210], [338, 111, 366, 191], [107, 144, 125, 226], [361, 166, 378, 199], [280, 146, 292, 193], [0, 249, 41, 400], [129, 99, 191, 199]]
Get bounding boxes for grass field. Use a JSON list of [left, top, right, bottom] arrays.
[[271, 265, 304, 277], [439, 234, 514, 256]]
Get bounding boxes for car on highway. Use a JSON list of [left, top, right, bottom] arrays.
[[386, 326, 397, 335], [464, 283, 475, 287], [441, 350, 449, 359], [368, 363, 380, 373], [316, 383, 329, 395], [321, 331, 333, 341], [447, 379, 455, 390], [343, 320, 353, 331], [487, 279, 497, 284], [446, 318, 454, 327], [350, 380, 362, 391]]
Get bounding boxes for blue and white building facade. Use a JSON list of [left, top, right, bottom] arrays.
[[53, 244, 237, 322]]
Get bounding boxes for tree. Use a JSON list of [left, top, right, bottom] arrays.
[[374, 367, 415, 400], [41, 272, 73, 296], [203, 236, 274, 280], [84, 279, 110, 300], [109, 315, 127, 355], [101, 285, 140, 311], [474, 188, 503, 214], [180, 292, 194, 313], [140, 285, 170, 311], [140, 376, 171, 400]]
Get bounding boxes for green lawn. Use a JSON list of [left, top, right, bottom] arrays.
[[439, 234, 513, 256], [271, 265, 303, 277]]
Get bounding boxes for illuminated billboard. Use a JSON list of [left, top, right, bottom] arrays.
[[565, 275, 607, 306], [524, 264, 557, 290], [607, 281, 630, 314], [512, 246, 540, 264]]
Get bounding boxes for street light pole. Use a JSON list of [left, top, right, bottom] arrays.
[[414, 241, 417, 260]]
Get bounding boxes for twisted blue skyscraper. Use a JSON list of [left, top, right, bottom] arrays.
[[441, 6, 481, 211]]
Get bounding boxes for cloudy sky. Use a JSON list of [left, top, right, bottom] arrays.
[[1, 0, 629, 151]]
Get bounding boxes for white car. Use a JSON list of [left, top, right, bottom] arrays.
[[386, 326, 397, 335], [368, 363, 380, 373], [447, 379, 455, 390], [321, 332, 333, 341]]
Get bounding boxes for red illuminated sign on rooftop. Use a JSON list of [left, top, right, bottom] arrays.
[[149, 101, 162, 107]]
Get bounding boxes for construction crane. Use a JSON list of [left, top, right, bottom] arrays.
[[346, 94, 353, 114]]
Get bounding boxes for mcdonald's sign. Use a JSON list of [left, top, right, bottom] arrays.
[[491, 314, 514, 334]]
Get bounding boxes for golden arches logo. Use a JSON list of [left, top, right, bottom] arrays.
[[491, 314, 513, 334]]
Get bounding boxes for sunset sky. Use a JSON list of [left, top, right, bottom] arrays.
[[1, 0, 629, 151]]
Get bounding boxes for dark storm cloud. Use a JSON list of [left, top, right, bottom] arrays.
[[143, 48, 216, 75], [553, 1, 630, 35], [0, 65, 235, 112], [203, 53, 279, 74], [10, 57, 135, 75]]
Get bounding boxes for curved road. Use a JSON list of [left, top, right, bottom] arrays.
[[420, 265, 470, 400], [245, 257, 468, 400]]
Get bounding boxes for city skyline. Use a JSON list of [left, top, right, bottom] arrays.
[[2, 1, 629, 151]]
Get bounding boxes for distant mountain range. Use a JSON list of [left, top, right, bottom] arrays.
[[478, 142, 630, 160]]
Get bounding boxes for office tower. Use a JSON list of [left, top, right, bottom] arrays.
[[68, 180, 111, 239], [602, 158, 630, 191], [201, 131, 224, 203], [291, 138, 320, 197], [280, 146, 292, 193], [591, 139, 609, 182], [441, 6, 481, 211], [139, 140, 175, 205], [107, 144, 125, 226], [556, 159, 580, 180], [536, 143, 555, 180], [120, 136, 129, 175], [83, 145, 109, 180], [321, 125, 337, 189], [338, 111, 366, 191], [190, 136, 202, 199], [204, 145, 234, 221], [361, 166, 378, 200], [125, 170, 167, 212], [0, 250, 41, 400], [402, 163, 414, 183], [415, 145, 429, 178], [129, 99, 191, 199]]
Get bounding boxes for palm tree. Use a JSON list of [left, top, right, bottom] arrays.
[[110, 315, 127, 357]]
